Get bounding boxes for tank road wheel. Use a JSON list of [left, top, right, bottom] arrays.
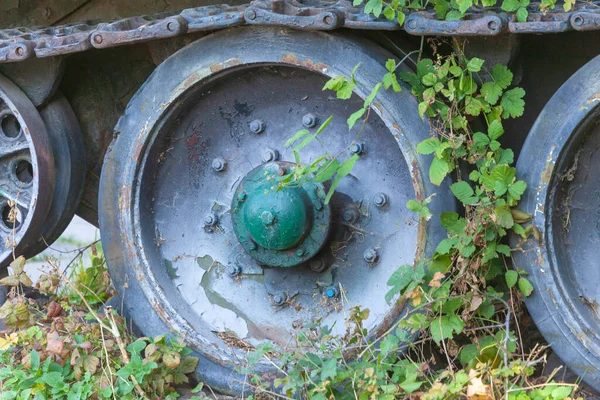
[[511, 54, 600, 391], [0, 75, 55, 268], [21, 94, 86, 260], [99, 27, 454, 394]]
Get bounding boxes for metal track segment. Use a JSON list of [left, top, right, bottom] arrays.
[[1, 0, 600, 64]]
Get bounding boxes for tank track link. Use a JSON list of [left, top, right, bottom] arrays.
[[0, 0, 599, 63]]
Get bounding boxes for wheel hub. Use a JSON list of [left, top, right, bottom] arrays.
[[231, 161, 331, 267]]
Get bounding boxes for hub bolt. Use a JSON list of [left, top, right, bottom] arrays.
[[272, 292, 287, 306], [296, 248, 305, 257], [302, 113, 318, 128], [342, 207, 360, 224], [237, 192, 247, 203], [373, 192, 388, 208], [324, 285, 339, 299], [262, 148, 280, 163], [363, 248, 379, 263], [350, 142, 365, 155], [314, 199, 324, 211], [249, 119, 265, 134], [310, 257, 327, 273], [227, 265, 241, 277], [245, 9, 257, 20], [261, 211, 276, 226], [212, 157, 227, 172], [204, 213, 218, 226], [248, 240, 257, 250]]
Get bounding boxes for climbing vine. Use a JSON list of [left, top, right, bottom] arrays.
[[266, 40, 581, 399]]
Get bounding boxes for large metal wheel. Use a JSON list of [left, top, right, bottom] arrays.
[[511, 54, 600, 391], [0, 75, 55, 268], [99, 27, 454, 394]]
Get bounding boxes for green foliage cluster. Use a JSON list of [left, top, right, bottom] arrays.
[[259, 46, 579, 399], [0, 255, 200, 399], [352, 0, 578, 27]]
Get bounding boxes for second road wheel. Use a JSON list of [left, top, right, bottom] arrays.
[[99, 27, 455, 395]]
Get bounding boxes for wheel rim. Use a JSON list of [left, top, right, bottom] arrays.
[[511, 54, 600, 391], [0, 74, 54, 268], [100, 27, 453, 394]]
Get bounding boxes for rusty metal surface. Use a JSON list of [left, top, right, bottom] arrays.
[[3, 0, 600, 64]]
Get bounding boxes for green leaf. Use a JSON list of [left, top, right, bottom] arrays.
[[338, 154, 359, 177], [364, 0, 380, 14], [347, 107, 366, 129], [430, 315, 465, 344], [386, 59, 396, 73], [481, 82, 502, 105], [429, 156, 449, 186], [516, 6, 528, 22], [315, 115, 333, 135], [450, 181, 478, 205], [364, 83, 382, 108], [464, 96, 483, 116], [508, 180, 527, 200], [383, 72, 401, 92], [446, 10, 464, 20], [422, 73, 437, 87], [434, 0, 450, 18], [466, 57, 485, 73], [416, 138, 441, 155], [397, 10, 406, 25], [459, 343, 479, 365], [440, 212, 466, 235], [30, 349, 40, 371], [456, 0, 473, 14], [285, 130, 309, 147], [518, 277, 534, 296], [320, 359, 337, 381], [314, 159, 340, 183], [501, 0, 520, 11], [551, 386, 572, 399], [436, 237, 457, 254], [418, 101, 428, 120], [488, 119, 504, 140], [492, 64, 513, 89], [385, 265, 414, 304], [501, 87, 526, 118], [495, 205, 514, 229], [505, 270, 518, 288]]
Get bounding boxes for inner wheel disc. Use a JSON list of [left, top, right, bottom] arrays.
[[0, 74, 54, 269], [100, 27, 453, 395]]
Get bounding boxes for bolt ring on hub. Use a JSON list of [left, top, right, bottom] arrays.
[[99, 27, 454, 395], [0, 74, 55, 269]]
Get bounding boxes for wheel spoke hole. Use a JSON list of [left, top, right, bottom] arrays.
[[1, 203, 21, 231], [14, 160, 33, 184], [0, 114, 21, 140]]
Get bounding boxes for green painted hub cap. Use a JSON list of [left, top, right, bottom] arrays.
[[231, 162, 331, 267]]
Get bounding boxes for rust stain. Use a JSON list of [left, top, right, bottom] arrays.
[[547, 288, 558, 309], [132, 139, 144, 162], [281, 53, 329, 73], [209, 57, 243, 74]]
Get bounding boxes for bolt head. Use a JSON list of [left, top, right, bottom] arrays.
[[248, 240, 257, 251], [204, 213, 218, 226], [314, 199, 323, 211], [261, 211, 276, 226], [296, 248, 305, 257], [93, 34, 103, 44], [302, 113, 317, 128], [343, 208, 359, 224], [310, 258, 327, 272], [373, 192, 388, 207], [245, 9, 257, 20], [227, 265, 241, 277], [249, 119, 265, 134], [273, 292, 286, 305], [350, 142, 364, 155], [324, 286, 339, 298], [262, 148, 279, 163], [237, 192, 247, 203], [363, 248, 378, 263], [212, 157, 226, 172]]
